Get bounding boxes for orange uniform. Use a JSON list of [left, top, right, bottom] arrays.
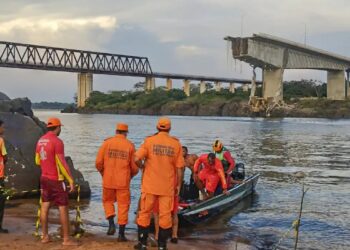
[[96, 134, 138, 225], [0, 138, 7, 179], [135, 131, 184, 229], [194, 154, 227, 193]]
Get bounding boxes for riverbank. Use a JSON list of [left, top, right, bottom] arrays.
[[71, 97, 350, 119], [1, 200, 250, 250]]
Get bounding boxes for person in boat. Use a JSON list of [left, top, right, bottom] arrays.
[[193, 153, 228, 200], [95, 123, 139, 241], [182, 146, 198, 175], [134, 117, 184, 250], [212, 140, 236, 187]]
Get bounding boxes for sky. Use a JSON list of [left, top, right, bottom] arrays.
[[0, 0, 350, 102]]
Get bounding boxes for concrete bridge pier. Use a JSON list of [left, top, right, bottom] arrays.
[[145, 77, 156, 91], [229, 83, 236, 93], [262, 68, 284, 102], [77, 73, 93, 107], [327, 70, 346, 100], [183, 79, 190, 96], [199, 80, 206, 94], [242, 84, 249, 92], [166, 78, 172, 90], [215, 81, 222, 92]]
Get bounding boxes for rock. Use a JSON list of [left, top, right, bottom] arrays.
[[0, 97, 33, 117], [0, 92, 10, 101], [0, 94, 91, 199]]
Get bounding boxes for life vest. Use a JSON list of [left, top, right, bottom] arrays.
[[215, 147, 230, 172]]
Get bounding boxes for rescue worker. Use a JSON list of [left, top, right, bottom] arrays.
[[95, 123, 138, 241], [35, 117, 78, 246], [193, 153, 228, 199], [212, 140, 235, 185], [134, 117, 184, 250], [0, 120, 8, 233]]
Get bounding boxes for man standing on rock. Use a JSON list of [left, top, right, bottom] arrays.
[[134, 117, 184, 250], [35, 117, 78, 246], [0, 120, 8, 233], [96, 123, 139, 241]]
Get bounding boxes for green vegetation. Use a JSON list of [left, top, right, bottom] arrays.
[[32, 101, 72, 109], [79, 79, 349, 118], [283, 79, 327, 100]]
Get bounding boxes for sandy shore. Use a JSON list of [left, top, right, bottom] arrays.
[[0, 200, 250, 250]]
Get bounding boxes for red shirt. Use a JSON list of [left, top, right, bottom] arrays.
[[35, 131, 73, 183]]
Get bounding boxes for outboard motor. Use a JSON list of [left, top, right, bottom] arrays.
[[231, 163, 245, 181]]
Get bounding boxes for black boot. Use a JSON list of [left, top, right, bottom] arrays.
[[158, 227, 171, 250], [134, 225, 148, 250], [107, 216, 116, 235], [117, 224, 128, 242], [0, 192, 8, 234]]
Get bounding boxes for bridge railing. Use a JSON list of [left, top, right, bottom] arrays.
[[0, 41, 152, 76]]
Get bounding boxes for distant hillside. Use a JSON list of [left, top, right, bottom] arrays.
[[32, 101, 73, 109]]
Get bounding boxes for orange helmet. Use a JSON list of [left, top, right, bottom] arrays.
[[157, 117, 171, 130], [116, 123, 128, 132], [46, 117, 63, 128], [212, 140, 223, 152]]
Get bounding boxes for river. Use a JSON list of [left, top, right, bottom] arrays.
[[34, 110, 350, 250]]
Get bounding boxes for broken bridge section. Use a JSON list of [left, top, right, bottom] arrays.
[[225, 33, 350, 101]]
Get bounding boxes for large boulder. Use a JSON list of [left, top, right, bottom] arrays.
[[0, 96, 91, 199]]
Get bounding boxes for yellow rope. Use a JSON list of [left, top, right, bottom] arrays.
[[33, 196, 42, 238]]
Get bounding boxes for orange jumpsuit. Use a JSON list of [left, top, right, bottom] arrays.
[[135, 132, 184, 229], [194, 154, 227, 193], [96, 134, 139, 225]]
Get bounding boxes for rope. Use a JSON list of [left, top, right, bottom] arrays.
[[33, 196, 42, 238], [32, 184, 85, 238], [272, 219, 299, 250], [73, 185, 84, 238]]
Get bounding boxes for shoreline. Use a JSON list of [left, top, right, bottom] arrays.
[[1, 200, 251, 250]]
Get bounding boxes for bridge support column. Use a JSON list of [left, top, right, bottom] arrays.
[[262, 68, 284, 102], [77, 73, 93, 107], [327, 70, 346, 100], [242, 84, 249, 92], [145, 77, 155, 91], [183, 79, 190, 96], [215, 81, 221, 92], [199, 81, 206, 94], [229, 83, 236, 93], [166, 78, 172, 91]]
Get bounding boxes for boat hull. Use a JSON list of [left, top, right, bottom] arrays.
[[178, 173, 259, 225]]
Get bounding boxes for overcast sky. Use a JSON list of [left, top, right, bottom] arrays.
[[1, 0, 350, 102]]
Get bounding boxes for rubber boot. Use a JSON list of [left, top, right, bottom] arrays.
[[117, 224, 128, 242], [106, 216, 116, 235], [158, 227, 171, 250], [134, 225, 148, 250], [0, 180, 8, 234]]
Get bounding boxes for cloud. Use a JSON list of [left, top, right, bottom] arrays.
[[0, 16, 117, 34], [175, 45, 207, 57]]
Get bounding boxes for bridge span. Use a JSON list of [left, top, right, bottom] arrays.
[[0, 41, 253, 107], [225, 33, 350, 101]]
